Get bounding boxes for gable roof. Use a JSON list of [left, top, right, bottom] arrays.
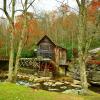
[[37, 35, 66, 50], [37, 35, 56, 46]]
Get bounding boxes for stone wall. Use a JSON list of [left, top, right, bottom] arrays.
[[87, 64, 100, 84], [68, 63, 100, 85]]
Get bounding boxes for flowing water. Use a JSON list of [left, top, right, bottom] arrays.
[[89, 84, 100, 94], [0, 78, 100, 94]]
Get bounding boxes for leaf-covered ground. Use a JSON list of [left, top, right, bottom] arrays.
[[0, 82, 100, 100]]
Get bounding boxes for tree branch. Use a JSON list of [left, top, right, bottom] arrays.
[[9, 0, 12, 12], [21, 0, 24, 9], [76, 0, 81, 7], [3, 0, 13, 24], [14, 9, 24, 13], [56, 0, 65, 4], [81, 0, 85, 5], [27, 0, 35, 10], [56, 0, 78, 12], [15, 0, 35, 14]]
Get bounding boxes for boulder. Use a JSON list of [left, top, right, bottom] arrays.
[[43, 82, 49, 86], [71, 84, 82, 89], [91, 71, 100, 82], [55, 82, 64, 86], [64, 81, 70, 85], [48, 88, 59, 91], [68, 63, 100, 84], [60, 86, 67, 89], [51, 84, 56, 87], [62, 89, 84, 95], [34, 77, 51, 83], [73, 80, 81, 85], [90, 81, 100, 85], [47, 82, 53, 86]]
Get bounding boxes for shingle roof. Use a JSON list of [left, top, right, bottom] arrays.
[[37, 35, 67, 50]]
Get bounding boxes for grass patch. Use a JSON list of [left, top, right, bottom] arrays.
[[0, 82, 100, 100]]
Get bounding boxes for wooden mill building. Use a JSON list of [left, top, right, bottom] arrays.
[[36, 35, 68, 76], [0, 35, 68, 76]]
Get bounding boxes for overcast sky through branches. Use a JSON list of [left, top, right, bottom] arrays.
[[0, 0, 78, 17]]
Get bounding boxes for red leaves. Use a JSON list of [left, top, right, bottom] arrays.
[[87, 60, 100, 65], [92, 0, 100, 8]]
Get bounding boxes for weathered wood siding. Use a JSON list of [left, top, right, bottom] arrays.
[[54, 47, 67, 65], [37, 35, 67, 66], [37, 38, 55, 60]]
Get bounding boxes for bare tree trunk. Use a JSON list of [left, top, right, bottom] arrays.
[[7, 0, 15, 82], [13, 0, 28, 81], [76, 0, 88, 91], [14, 22, 27, 81], [1, 0, 35, 82], [78, 50, 88, 90], [8, 28, 14, 82]]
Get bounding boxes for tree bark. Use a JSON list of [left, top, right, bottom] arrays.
[[7, 0, 15, 82], [13, 0, 28, 81], [8, 28, 14, 82], [78, 4, 88, 91]]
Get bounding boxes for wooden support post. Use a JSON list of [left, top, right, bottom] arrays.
[[43, 62, 47, 77]]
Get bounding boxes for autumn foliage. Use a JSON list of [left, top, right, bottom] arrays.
[[88, 0, 100, 22], [87, 60, 100, 65], [14, 12, 43, 48]]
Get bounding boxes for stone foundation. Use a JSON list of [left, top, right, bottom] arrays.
[[68, 63, 100, 85]]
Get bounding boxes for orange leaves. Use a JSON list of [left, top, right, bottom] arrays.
[[87, 0, 100, 23], [15, 16, 40, 36], [15, 22, 22, 31], [0, 40, 3, 48], [62, 13, 77, 31], [63, 16, 72, 28], [92, 0, 100, 8], [28, 19, 39, 35], [88, 1, 100, 14], [13, 13, 43, 48]]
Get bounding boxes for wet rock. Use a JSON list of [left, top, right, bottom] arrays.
[[25, 83, 30, 87], [17, 81, 27, 85], [48, 88, 59, 91], [60, 86, 67, 89], [62, 89, 83, 94]]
